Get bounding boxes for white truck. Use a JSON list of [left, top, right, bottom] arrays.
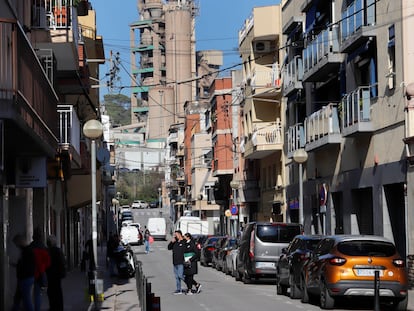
[[175, 216, 209, 235]]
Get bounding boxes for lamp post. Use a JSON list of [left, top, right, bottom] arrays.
[[83, 119, 103, 291], [197, 194, 203, 218], [230, 180, 240, 237], [158, 187, 162, 208], [293, 149, 308, 227]]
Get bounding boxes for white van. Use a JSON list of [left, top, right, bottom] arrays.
[[147, 217, 167, 240], [176, 216, 209, 235]]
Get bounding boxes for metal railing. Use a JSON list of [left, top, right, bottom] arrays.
[[135, 259, 161, 311]]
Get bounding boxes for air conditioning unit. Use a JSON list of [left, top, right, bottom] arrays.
[[253, 41, 271, 53]]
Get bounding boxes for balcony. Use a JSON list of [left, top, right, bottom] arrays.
[[244, 122, 283, 159], [240, 180, 260, 203], [304, 103, 341, 152], [340, 0, 376, 53], [0, 19, 59, 157], [33, 1, 81, 73], [57, 105, 81, 167], [341, 86, 373, 136], [302, 27, 345, 82], [250, 63, 281, 97], [286, 124, 305, 158], [283, 56, 303, 96]]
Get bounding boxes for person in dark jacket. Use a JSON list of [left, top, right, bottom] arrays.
[[183, 233, 202, 295], [46, 235, 66, 311], [167, 230, 185, 294], [11, 233, 36, 311], [31, 228, 51, 311]]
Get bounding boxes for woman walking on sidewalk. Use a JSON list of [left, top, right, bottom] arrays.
[[183, 233, 202, 295], [144, 228, 151, 254]]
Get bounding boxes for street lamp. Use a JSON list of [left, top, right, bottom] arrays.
[[158, 187, 162, 208], [230, 180, 240, 237], [197, 193, 203, 218], [293, 148, 308, 227], [83, 119, 103, 276]]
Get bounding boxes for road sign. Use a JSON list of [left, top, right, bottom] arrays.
[[231, 205, 238, 215]]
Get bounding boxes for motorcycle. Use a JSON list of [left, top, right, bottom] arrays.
[[113, 244, 135, 278]]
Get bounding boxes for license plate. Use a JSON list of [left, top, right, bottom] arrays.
[[355, 269, 383, 276], [256, 262, 275, 269]]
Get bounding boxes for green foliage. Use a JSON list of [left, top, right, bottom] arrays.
[[115, 170, 163, 203], [103, 94, 131, 126]]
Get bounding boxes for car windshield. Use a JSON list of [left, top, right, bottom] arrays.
[[256, 224, 301, 243], [338, 240, 397, 257]]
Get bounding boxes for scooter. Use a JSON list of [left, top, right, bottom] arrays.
[[113, 244, 135, 278]]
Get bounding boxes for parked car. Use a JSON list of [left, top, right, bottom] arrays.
[[276, 234, 324, 298], [212, 237, 229, 269], [128, 223, 143, 245], [200, 236, 223, 266], [193, 234, 209, 250], [149, 201, 159, 208], [131, 200, 148, 209], [217, 237, 238, 273], [236, 222, 302, 283], [147, 217, 167, 240], [302, 235, 408, 310], [225, 246, 239, 277], [119, 224, 141, 246], [120, 210, 134, 226]]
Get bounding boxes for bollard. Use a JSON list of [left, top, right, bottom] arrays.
[[374, 270, 380, 311], [152, 296, 161, 311]]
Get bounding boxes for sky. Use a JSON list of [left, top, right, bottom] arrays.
[[90, 0, 280, 99]]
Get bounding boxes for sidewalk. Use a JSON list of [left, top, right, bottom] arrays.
[[41, 243, 141, 311]]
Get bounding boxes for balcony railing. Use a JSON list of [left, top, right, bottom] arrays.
[[58, 104, 80, 154], [283, 56, 303, 96], [304, 103, 341, 151], [341, 0, 376, 42], [303, 28, 341, 73], [0, 19, 58, 149], [286, 123, 305, 158], [32, 0, 77, 30], [252, 122, 283, 147], [251, 63, 281, 92], [341, 86, 374, 135]]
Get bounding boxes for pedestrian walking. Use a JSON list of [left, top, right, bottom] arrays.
[[167, 230, 186, 294], [11, 233, 36, 311], [183, 233, 202, 295], [144, 228, 151, 254], [31, 228, 51, 311], [106, 233, 119, 276], [46, 235, 66, 311]]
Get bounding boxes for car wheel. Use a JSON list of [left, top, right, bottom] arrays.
[[301, 276, 310, 303], [289, 275, 301, 299], [393, 296, 408, 311], [223, 261, 228, 274], [242, 270, 251, 284], [320, 281, 335, 309], [235, 269, 242, 281]]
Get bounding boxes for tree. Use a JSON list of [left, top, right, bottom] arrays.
[[103, 94, 131, 126]]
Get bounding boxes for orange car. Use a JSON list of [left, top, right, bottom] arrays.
[[302, 235, 408, 310]]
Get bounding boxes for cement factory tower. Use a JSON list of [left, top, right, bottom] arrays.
[[130, 0, 197, 148]]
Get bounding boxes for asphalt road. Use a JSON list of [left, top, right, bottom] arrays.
[[129, 208, 411, 311]]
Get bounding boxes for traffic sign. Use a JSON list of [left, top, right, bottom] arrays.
[[231, 205, 238, 215]]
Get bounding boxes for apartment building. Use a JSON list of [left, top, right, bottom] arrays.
[[0, 0, 106, 308], [281, 0, 414, 269], [238, 5, 284, 223]]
